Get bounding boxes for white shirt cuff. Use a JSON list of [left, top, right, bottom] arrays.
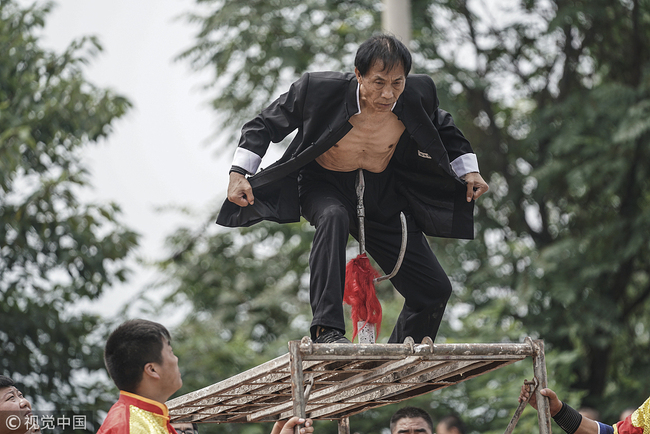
[[450, 153, 479, 177], [232, 148, 262, 175]]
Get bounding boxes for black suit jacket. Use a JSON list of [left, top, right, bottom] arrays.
[[217, 71, 475, 239]]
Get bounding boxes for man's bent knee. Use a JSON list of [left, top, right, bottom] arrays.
[[315, 204, 350, 229]]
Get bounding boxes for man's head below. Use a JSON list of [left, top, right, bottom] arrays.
[[171, 422, 199, 434], [0, 376, 34, 434], [390, 407, 434, 434], [104, 319, 182, 404], [436, 415, 466, 434]]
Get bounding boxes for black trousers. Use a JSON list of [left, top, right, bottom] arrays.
[[298, 161, 452, 343]]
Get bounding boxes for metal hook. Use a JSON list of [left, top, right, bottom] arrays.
[[503, 378, 539, 434], [356, 169, 366, 255], [354, 169, 408, 282], [374, 212, 407, 283], [304, 377, 315, 403]]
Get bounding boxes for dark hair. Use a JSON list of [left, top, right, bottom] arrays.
[[104, 319, 171, 393], [355, 34, 412, 77], [390, 407, 434, 433], [0, 375, 15, 389], [439, 415, 466, 434]]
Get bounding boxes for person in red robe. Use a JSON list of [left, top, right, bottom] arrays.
[[98, 319, 313, 434]]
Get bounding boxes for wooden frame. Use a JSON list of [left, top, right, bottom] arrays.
[[167, 337, 551, 434]]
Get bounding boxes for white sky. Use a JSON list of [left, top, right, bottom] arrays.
[[35, 0, 231, 319]]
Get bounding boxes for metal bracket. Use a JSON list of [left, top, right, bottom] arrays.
[[503, 377, 539, 434], [421, 336, 435, 353], [304, 377, 315, 403], [404, 336, 415, 353], [300, 336, 314, 355]]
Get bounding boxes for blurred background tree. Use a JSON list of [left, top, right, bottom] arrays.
[[0, 0, 138, 425], [3, 0, 649, 433], [161, 0, 650, 433]]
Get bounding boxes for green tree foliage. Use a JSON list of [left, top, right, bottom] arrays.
[[424, 0, 650, 416], [160, 220, 315, 379], [164, 0, 650, 433], [178, 0, 379, 138], [157, 220, 313, 434], [0, 0, 137, 421]]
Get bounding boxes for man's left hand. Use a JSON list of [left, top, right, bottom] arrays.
[[462, 172, 489, 202]]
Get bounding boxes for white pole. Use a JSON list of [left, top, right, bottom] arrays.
[[382, 0, 412, 46]]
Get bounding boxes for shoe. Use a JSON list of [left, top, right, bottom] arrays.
[[313, 327, 351, 344]]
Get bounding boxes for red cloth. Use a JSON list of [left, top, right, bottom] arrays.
[[98, 391, 177, 434], [615, 396, 650, 434], [344, 254, 382, 341], [616, 418, 644, 434]]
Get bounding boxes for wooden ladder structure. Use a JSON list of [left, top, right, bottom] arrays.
[[167, 337, 552, 434]]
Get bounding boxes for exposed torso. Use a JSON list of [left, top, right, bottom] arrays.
[[315, 111, 406, 173]]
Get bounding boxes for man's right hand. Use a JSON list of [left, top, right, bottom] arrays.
[[228, 172, 255, 207]]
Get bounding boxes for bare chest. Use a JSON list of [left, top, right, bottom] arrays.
[[316, 114, 406, 172]]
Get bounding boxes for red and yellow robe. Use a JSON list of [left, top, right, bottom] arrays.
[[599, 397, 650, 434], [614, 397, 650, 434], [98, 391, 177, 434]]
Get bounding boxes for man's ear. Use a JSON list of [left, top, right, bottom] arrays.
[[355, 67, 362, 83], [143, 363, 161, 380]]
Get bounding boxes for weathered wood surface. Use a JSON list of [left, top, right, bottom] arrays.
[[167, 338, 537, 424]]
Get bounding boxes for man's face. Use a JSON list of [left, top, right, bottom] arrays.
[[171, 422, 198, 434], [392, 417, 432, 434], [153, 340, 183, 399], [0, 386, 33, 434], [356, 61, 406, 113]]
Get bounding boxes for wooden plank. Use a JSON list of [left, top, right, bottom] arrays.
[[169, 339, 539, 425], [247, 355, 430, 420], [302, 361, 490, 419], [168, 356, 323, 409], [167, 354, 290, 408]]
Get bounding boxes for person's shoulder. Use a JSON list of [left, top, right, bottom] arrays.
[[293, 71, 354, 100], [406, 74, 435, 89], [636, 396, 650, 422], [402, 74, 437, 107], [300, 71, 354, 84], [407, 73, 434, 82], [97, 401, 129, 434], [304, 71, 353, 80]]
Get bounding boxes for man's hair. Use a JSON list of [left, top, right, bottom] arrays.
[[439, 415, 466, 434], [355, 34, 412, 77], [104, 319, 171, 393], [0, 375, 15, 389], [390, 407, 434, 433]]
